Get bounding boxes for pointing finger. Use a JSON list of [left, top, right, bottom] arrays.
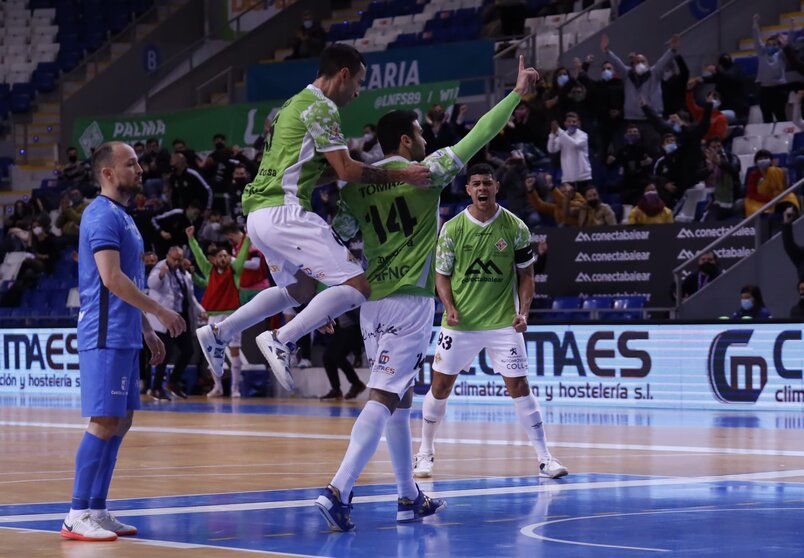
[[519, 54, 524, 73]]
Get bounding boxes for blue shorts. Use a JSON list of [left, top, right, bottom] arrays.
[[79, 348, 141, 418]]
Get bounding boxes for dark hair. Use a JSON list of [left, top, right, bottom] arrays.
[[220, 223, 242, 235], [662, 132, 676, 143], [363, 123, 377, 132], [466, 163, 496, 179], [564, 112, 580, 121], [705, 136, 723, 147], [376, 110, 418, 155], [187, 201, 202, 210], [172, 138, 186, 147], [146, 137, 158, 145], [754, 149, 772, 163], [213, 133, 226, 142], [133, 141, 144, 148], [66, 146, 77, 153], [207, 243, 227, 257], [317, 43, 366, 79], [740, 284, 765, 307], [91, 142, 119, 184]]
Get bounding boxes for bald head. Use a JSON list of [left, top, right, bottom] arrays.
[[92, 142, 143, 199]]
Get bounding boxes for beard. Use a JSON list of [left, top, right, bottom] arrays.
[[117, 178, 143, 198]]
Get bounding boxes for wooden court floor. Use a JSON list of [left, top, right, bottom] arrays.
[[1, 396, 803, 557]]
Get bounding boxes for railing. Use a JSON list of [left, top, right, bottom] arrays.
[[556, 0, 618, 58], [672, 176, 804, 307], [195, 66, 238, 106]]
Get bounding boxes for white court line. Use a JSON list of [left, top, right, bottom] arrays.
[[2, 468, 804, 525], [3, 420, 804, 458]]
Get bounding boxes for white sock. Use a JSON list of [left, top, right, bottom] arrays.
[[276, 285, 365, 345], [230, 354, 242, 393], [384, 407, 418, 500], [513, 394, 551, 461], [216, 287, 298, 342], [331, 400, 390, 496], [68, 508, 89, 520], [418, 390, 448, 456]]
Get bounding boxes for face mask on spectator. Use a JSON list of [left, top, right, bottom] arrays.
[[70, 194, 83, 204], [362, 132, 374, 143], [712, 100, 721, 109], [800, 292, 804, 304], [566, 124, 578, 134], [210, 222, 221, 231], [756, 158, 771, 169], [234, 177, 248, 187], [32, 226, 43, 236], [556, 74, 569, 87], [634, 63, 648, 75], [672, 122, 682, 133], [625, 132, 639, 143], [430, 110, 445, 122], [587, 198, 600, 208], [767, 46, 779, 56], [741, 298, 754, 311], [303, 19, 313, 29], [215, 141, 225, 150], [569, 92, 586, 102], [601, 69, 613, 81], [699, 262, 717, 276], [664, 143, 678, 154], [68, 155, 78, 163]]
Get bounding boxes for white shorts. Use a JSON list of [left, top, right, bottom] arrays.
[[208, 313, 241, 348], [361, 294, 434, 398], [433, 327, 528, 378], [246, 205, 363, 289]]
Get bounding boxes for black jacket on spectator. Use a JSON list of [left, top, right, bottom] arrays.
[[140, 148, 171, 181], [783, 222, 804, 281], [661, 54, 689, 117], [609, 141, 655, 205], [422, 120, 458, 155], [171, 168, 212, 210], [702, 64, 750, 122], [151, 209, 197, 256], [581, 73, 625, 130]]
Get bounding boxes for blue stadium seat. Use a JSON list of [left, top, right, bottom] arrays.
[[541, 296, 583, 321], [583, 296, 614, 310], [793, 132, 804, 153], [48, 288, 69, 309], [607, 296, 647, 320]]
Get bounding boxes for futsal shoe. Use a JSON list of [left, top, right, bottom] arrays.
[[344, 382, 366, 400], [196, 325, 226, 378], [60, 512, 118, 541], [255, 330, 296, 392], [315, 484, 355, 532], [413, 453, 434, 478], [206, 385, 224, 398], [397, 485, 446, 522], [91, 510, 137, 536], [539, 457, 569, 479]]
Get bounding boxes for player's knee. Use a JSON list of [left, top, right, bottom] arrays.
[[506, 377, 530, 398], [368, 388, 398, 412], [344, 275, 371, 299], [430, 372, 455, 399], [286, 282, 314, 305], [88, 417, 121, 440], [229, 347, 240, 357]]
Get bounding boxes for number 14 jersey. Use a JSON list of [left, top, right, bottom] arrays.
[[339, 148, 463, 300]]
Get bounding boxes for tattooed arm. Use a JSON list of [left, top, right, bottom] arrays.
[[324, 148, 431, 187]]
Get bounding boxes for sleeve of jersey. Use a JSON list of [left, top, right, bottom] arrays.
[[86, 208, 122, 253], [513, 220, 535, 268], [451, 90, 521, 165], [301, 99, 348, 153], [435, 227, 455, 276]]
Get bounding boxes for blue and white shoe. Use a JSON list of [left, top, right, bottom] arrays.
[[196, 325, 226, 378], [255, 330, 296, 392], [315, 484, 355, 532], [539, 457, 569, 479], [397, 485, 446, 522]]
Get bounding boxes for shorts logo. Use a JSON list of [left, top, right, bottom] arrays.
[[269, 265, 280, 273], [379, 351, 391, 364], [375, 350, 396, 375], [302, 267, 313, 276], [121, 376, 128, 392], [315, 271, 326, 279], [510, 348, 517, 356], [495, 239, 508, 251]]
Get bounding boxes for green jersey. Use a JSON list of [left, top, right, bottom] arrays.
[[243, 85, 347, 214], [340, 148, 463, 300], [436, 206, 534, 331]]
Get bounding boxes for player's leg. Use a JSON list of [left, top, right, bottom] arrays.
[[490, 330, 568, 479], [415, 329, 478, 478]]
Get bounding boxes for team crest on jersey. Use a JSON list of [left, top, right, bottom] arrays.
[[329, 123, 343, 142], [495, 239, 508, 251], [434, 352, 442, 363], [269, 265, 280, 273]]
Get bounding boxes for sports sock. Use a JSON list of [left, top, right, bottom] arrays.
[[513, 394, 551, 461], [216, 287, 298, 342], [331, 400, 391, 497], [384, 407, 418, 500], [276, 285, 365, 346], [230, 354, 242, 394], [70, 432, 109, 511], [418, 390, 448, 456], [89, 435, 123, 510]]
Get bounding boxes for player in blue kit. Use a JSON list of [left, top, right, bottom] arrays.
[[61, 142, 185, 542]]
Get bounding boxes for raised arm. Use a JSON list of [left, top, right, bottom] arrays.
[[186, 226, 211, 278], [601, 34, 629, 75], [324, 149, 430, 186], [753, 14, 765, 52]]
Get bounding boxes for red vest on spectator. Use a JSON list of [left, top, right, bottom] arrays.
[[201, 266, 240, 312], [235, 236, 270, 290]]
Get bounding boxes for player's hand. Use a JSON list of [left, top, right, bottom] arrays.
[[160, 230, 172, 240], [514, 55, 540, 96], [144, 331, 166, 365], [317, 320, 336, 334], [512, 314, 527, 333], [186, 226, 195, 238], [199, 311, 208, 322], [404, 163, 431, 187], [156, 308, 186, 337], [753, 13, 759, 25], [446, 307, 459, 327], [600, 34, 609, 53], [550, 120, 559, 134]]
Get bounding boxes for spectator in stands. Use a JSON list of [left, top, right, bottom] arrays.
[[151, 201, 202, 257], [547, 112, 592, 189], [197, 210, 228, 246], [561, 61, 594, 125], [601, 33, 681, 149], [581, 55, 625, 158], [700, 53, 750, 123], [651, 132, 684, 204], [753, 14, 788, 123], [146, 246, 206, 400], [543, 67, 573, 121], [661, 52, 689, 117], [578, 186, 616, 227], [358, 124, 383, 164], [133, 142, 145, 158], [203, 133, 238, 212], [685, 82, 728, 141], [731, 284, 771, 319], [5, 200, 33, 231], [627, 182, 673, 225], [606, 124, 655, 206], [228, 164, 250, 226], [506, 101, 544, 152], [482, 0, 527, 37], [422, 104, 458, 155], [701, 136, 741, 221], [320, 309, 366, 401], [744, 149, 799, 217], [680, 250, 722, 300], [782, 207, 804, 280], [222, 223, 272, 304], [496, 151, 536, 226], [790, 279, 804, 318], [55, 187, 90, 240], [139, 138, 171, 197], [288, 10, 326, 60], [170, 152, 212, 210], [526, 175, 585, 227], [59, 146, 90, 186], [172, 138, 200, 170]]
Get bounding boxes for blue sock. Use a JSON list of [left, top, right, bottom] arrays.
[[71, 432, 109, 510], [89, 435, 122, 510]]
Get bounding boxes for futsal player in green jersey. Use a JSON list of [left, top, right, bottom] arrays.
[[196, 44, 430, 392], [315, 56, 541, 532], [413, 164, 568, 480]]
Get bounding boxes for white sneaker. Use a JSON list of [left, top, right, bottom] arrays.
[[60, 511, 118, 541], [255, 330, 295, 392], [296, 357, 312, 369], [91, 510, 137, 536], [196, 325, 227, 378], [206, 385, 224, 398], [231, 389, 241, 398], [539, 457, 569, 479], [413, 453, 434, 478]]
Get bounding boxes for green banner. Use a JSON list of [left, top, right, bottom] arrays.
[[72, 81, 461, 158]]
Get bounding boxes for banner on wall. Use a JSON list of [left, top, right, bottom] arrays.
[[411, 323, 803, 411], [532, 222, 756, 307], [71, 81, 460, 158]]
